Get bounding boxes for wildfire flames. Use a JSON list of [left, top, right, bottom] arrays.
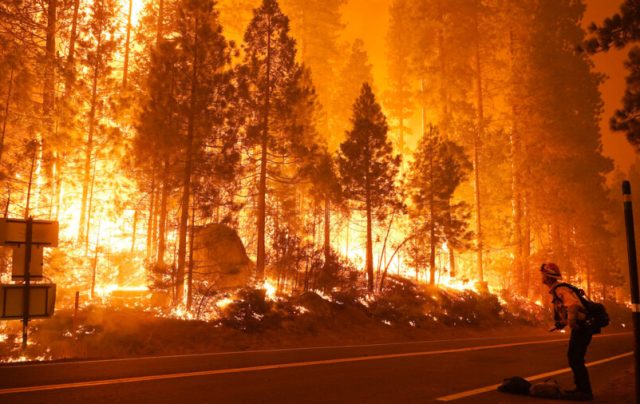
[[0, 0, 630, 342]]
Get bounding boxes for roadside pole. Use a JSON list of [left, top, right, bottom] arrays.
[[22, 217, 33, 350], [622, 181, 640, 404]]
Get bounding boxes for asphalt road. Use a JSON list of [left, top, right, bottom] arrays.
[[0, 330, 634, 403]]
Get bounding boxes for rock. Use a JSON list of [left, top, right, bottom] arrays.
[[294, 292, 332, 317], [193, 224, 254, 290]]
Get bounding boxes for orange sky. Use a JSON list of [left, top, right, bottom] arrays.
[[341, 0, 636, 172]]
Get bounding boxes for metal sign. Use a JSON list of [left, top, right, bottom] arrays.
[[0, 284, 56, 319], [0, 217, 59, 349], [0, 218, 59, 246], [11, 244, 43, 279]]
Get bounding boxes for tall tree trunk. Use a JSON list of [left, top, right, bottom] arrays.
[[508, 29, 525, 293], [187, 203, 195, 310], [177, 17, 199, 304], [437, 4, 449, 132], [473, 8, 485, 284], [437, 7, 457, 279], [157, 160, 169, 267], [65, 0, 80, 95], [429, 128, 436, 285], [152, 177, 161, 256], [57, 0, 78, 220], [85, 156, 97, 255], [147, 0, 164, 261], [146, 170, 156, 258], [0, 68, 13, 164], [42, 0, 56, 197], [79, 60, 100, 243], [122, 0, 133, 89], [25, 143, 37, 218], [365, 185, 374, 292], [256, 17, 272, 282], [323, 195, 330, 267], [43, 0, 56, 120], [131, 209, 138, 254], [523, 199, 531, 297], [449, 249, 456, 278]]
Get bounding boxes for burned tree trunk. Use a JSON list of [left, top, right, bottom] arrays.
[[79, 59, 100, 244], [146, 171, 156, 258], [256, 20, 272, 283], [0, 68, 13, 164], [176, 17, 199, 304], [429, 127, 436, 285], [122, 0, 133, 89], [365, 166, 374, 292], [323, 195, 331, 267], [187, 204, 196, 310], [157, 161, 170, 268], [473, 7, 485, 284], [65, 0, 80, 95]]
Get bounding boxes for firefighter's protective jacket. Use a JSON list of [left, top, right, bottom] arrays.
[[550, 284, 587, 330]]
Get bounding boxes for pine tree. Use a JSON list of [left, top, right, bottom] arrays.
[[408, 126, 472, 285], [333, 39, 373, 149], [175, 0, 235, 304], [338, 83, 400, 291], [241, 0, 311, 282], [306, 150, 342, 267], [134, 0, 238, 305], [280, 0, 345, 140], [385, 0, 415, 165], [518, 0, 613, 289], [77, 0, 121, 244], [585, 0, 640, 149], [135, 40, 182, 270]]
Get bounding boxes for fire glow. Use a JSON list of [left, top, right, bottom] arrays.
[[0, 0, 629, 333]]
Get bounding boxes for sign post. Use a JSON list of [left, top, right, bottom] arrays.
[[21, 217, 32, 350], [622, 180, 640, 404], [0, 217, 58, 349]]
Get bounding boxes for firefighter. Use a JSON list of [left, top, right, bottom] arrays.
[[541, 262, 594, 401]]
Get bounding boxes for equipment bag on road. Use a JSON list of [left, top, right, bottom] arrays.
[[529, 379, 563, 399], [552, 283, 610, 331], [497, 376, 531, 395]]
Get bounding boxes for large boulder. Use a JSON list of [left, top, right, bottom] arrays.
[[193, 224, 253, 289], [293, 292, 332, 317]]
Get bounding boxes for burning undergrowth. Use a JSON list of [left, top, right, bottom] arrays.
[[0, 276, 632, 363]]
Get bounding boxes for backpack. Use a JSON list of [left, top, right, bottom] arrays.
[[529, 379, 563, 399], [497, 376, 531, 395], [553, 282, 610, 331]]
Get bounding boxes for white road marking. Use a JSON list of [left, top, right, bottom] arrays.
[[0, 333, 631, 395], [4, 331, 630, 369], [436, 351, 634, 401]]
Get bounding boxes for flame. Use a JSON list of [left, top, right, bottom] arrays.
[[215, 297, 233, 308], [94, 283, 148, 298], [263, 279, 277, 300]]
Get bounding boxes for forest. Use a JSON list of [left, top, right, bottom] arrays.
[[0, 0, 636, 321]]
